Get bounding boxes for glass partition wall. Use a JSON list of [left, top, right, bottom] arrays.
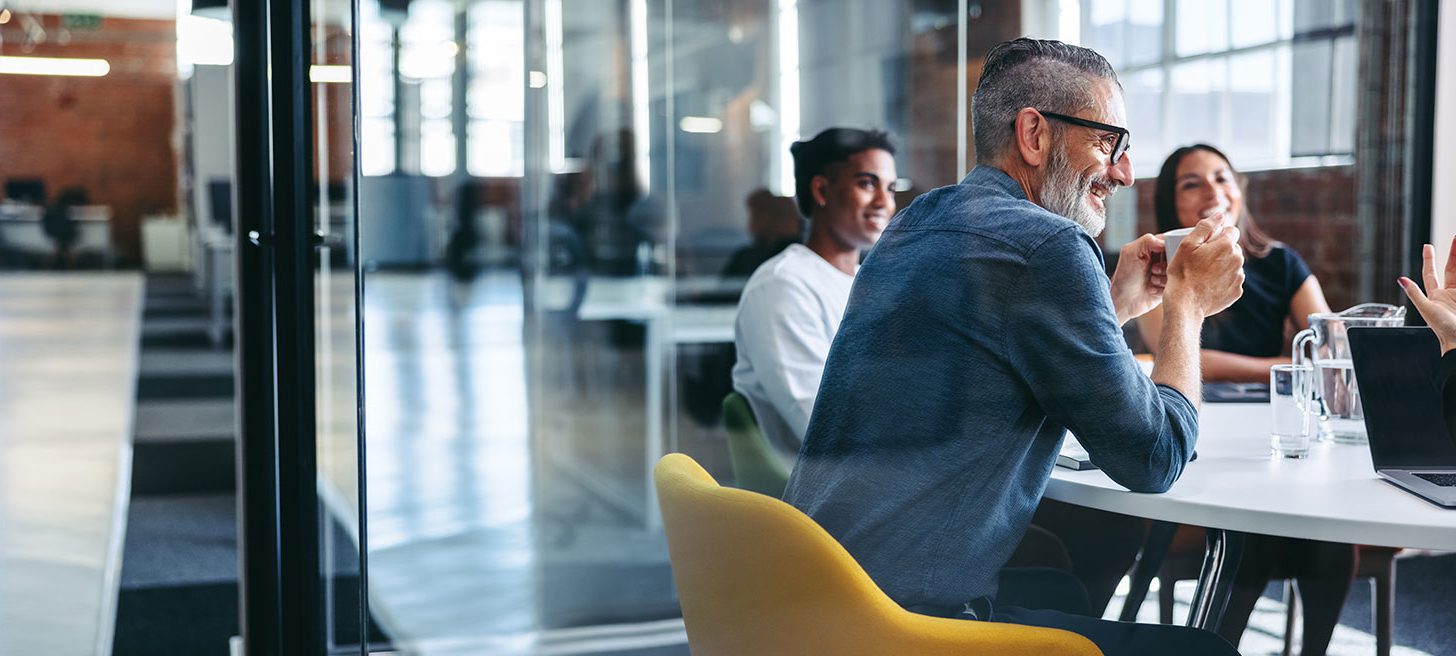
[[354, 0, 1001, 652], [344, 0, 1431, 653]]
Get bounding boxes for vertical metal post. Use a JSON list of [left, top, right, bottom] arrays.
[[270, 0, 324, 651], [233, 0, 282, 651], [349, 0, 371, 649], [1404, 0, 1441, 323], [956, 0, 967, 178]]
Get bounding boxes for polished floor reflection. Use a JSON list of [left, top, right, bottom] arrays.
[[0, 273, 142, 655], [358, 271, 686, 655]]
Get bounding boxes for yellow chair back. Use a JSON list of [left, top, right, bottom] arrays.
[[653, 453, 1102, 655]]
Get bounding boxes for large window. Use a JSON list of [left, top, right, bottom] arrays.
[[1076, 0, 1357, 172], [466, 1, 526, 177], [360, 0, 525, 178]]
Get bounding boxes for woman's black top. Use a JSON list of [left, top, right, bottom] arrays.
[[1201, 244, 1313, 357]]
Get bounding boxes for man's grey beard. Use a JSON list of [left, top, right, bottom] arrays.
[[1040, 143, 1108, 237]]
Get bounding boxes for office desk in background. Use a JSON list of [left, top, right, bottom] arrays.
[[0, 204, 115, 266], [1047, 402, 1456, 630], [539, 275, 740, 528]]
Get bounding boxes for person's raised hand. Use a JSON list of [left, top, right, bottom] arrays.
[[1109, 232, 1168, 324], [1400, 237, 1456, 355], [1164, 217, 1245, 318]]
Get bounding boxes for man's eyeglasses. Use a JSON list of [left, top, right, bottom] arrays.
[[1027, 111, 1131, 165]]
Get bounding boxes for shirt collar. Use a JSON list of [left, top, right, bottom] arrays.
[[960, 165, 1029, 202]]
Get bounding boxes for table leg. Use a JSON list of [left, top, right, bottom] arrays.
[[1186, 528, 1245, 631], [1119, 520, 1179, 621], [644, 317, 663, 529]]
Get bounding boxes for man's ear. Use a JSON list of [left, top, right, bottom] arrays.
[[1013, 107, 1051, 168], [810, 174, 830, 209]]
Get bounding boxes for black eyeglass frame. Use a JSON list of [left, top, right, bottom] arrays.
[[1016, 110, 1131, 165]]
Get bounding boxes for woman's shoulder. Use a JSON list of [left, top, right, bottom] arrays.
[[1251, 242, 1307, 267], [1250, 241, 1314, 290]]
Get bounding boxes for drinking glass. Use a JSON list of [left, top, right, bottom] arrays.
[[1270, 363, 1314, 458]]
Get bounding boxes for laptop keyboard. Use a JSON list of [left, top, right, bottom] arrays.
[[1413, 473, 1456, 487]]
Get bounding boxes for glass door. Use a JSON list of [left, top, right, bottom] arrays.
[[232, 0, 366, 652], [311, 0, 370, 652]]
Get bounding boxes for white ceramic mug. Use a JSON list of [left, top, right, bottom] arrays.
[[1162, 227, 1194, 262]]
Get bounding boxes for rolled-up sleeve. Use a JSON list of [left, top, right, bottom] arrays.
[[1004, 227, 1199, 493]]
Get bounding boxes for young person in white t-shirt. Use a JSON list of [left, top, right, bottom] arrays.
[[731, 127, 898, 467]]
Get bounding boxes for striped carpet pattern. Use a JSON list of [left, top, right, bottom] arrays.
[[113, 275, 239, 655]]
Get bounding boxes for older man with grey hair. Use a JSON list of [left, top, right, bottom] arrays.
[[782, 38, 1245, 654]]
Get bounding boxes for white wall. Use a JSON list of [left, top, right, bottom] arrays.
[[1431, 2, 1456, 271], [190, 64, 235, 234]]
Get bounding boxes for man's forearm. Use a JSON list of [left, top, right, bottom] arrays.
[[1150, 300, 1203, 409]]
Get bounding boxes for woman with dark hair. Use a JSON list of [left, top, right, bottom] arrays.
[[1137, 144, 1331, 380], [1140, 145, 1356, 655]]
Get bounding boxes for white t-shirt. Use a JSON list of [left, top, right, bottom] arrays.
[[732, 243, 855, 468]]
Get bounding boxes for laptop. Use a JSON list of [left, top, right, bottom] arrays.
[[1348, 326, 1456, 508]]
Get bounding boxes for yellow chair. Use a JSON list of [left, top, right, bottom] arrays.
[[654, 453, 1103, 655]]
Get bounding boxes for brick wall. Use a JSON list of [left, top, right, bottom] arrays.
[[1132, 165, 1363, 311], [0, 15, 179, 265]]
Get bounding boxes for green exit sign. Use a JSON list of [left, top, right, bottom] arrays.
[[62, 13, 103, 30]]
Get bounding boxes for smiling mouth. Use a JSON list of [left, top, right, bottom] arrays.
[[1199, 205, 1229, 219]]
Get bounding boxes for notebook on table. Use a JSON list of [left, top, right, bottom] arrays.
[[1348, 327, 1456, 508]]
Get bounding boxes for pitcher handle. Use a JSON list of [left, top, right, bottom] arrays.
[[1292, 328, 1316, 366], [1292, 328, 1329, 421]]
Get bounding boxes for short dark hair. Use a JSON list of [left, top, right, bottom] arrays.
[[971, 38, 1120, 164], [789, 127, 895, 218], [1154, 143, 1275, 259]]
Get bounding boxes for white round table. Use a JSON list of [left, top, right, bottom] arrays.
[[1046, 402, 1456, 629]]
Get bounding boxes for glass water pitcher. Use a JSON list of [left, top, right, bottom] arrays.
[[1292, 303, 1406, 443]]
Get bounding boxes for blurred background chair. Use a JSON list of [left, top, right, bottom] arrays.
[[653, 453, 1102, 656], [721, 391, 790, 497]]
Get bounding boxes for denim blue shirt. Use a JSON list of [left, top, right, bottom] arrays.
[[783, 165, 1199, 611]]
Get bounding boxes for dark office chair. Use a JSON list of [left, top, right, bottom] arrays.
[[4, 178, 46, 205], [1120, 524, 1397, 656]]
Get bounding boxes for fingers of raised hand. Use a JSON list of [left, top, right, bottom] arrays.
[[1401, 276, 1432, 309], [1422, 244, 1440, 292], [1443, 238, 1456, 290]]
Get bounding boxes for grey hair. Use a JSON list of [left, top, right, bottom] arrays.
[[971, 38, 1120, 164]]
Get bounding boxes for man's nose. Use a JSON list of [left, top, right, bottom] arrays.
[[1109, 155, 1134, 187]]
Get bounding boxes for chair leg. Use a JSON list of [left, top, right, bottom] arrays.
[[1120, 520, 1177, 621], [1159, 576, 1175, 625], [1375, 560, 1395, 656], [1282, 579, 1298, 656]]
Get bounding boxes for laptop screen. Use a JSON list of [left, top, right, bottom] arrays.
[[1348, 327, 1456, 469]]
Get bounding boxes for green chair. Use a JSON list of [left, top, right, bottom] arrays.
[[722, 391, 792, 497]]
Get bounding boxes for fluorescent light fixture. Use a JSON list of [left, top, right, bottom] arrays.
[[528, 70, 547, 88], [310, 64, 352, 84], [629, 0, 651, 193], [679, 116, 723, 134], [0, 56, 111, 77]]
